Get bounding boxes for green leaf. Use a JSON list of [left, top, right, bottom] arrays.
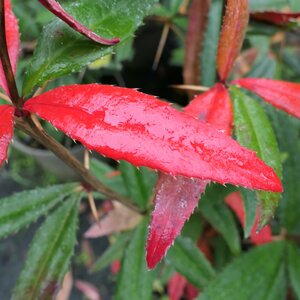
[[90, 158, 128, 197], [23, 0, 158, 96], [287, 243, 300, 298], [181, 211, 204, 242], [199, 242, 287, 300], [90, 231, 132, 273], [249, 0, 288, 10], [119, 161, 157, 210], [116, 218, 155, 300], [12, 193, 81, 300], [239, 188, 257, 238], [198, 184, 240, 255], [231, 86, 282, 227], [211, 235, 233, 271], [200, 0, 223, 87], [268, 110, 300, 233], [0, 183, 77, 239], [167, 236, 216, 289]]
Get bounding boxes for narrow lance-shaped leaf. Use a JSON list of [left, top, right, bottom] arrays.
[[22, 0, 157, 96], [147, 84, 233, 269], [38, 0, 119, 45], [217, 0, 250, 81], [199, 242, 287, 300], [251, 11, 300, 25], [146, 174, 208, 269], [0, 183, 78, 239], [230, 86, 282, 226], [24, 84, 282, 192], [116, 218, 155, 300], [0, 0, 19, 96], [12, 193, 81, 300], [232, 78, 300, 119], [0, 104, 14, 167], [183, 0, 210, 86]]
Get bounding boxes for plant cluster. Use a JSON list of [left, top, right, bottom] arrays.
[[0, 0, 300, 299]]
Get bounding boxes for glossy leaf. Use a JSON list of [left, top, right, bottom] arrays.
[[217, 0, 250, 81], [199, 242, 287, 300], [115, 219, 155, 300], [184, 83, 233, 135], [38, 0, 119, 45], [232, 78, 300, 119], [200, 0, 223, 87], [22, 0, 157, 96], [146, 174, 208, 269], [0, 0, 19, 96], [167, 236, 216, 289], [198, 184, 241, 254], [0, 183, 77, 239], [24, 84, 282, 192], [90, 231, 132, 273], [12, 193, 81, 300], [225, 191, 273, 245], [287, 242, 300, 298], [119, 161, 157, 210], [251, 11, 300, 25], [147, 84, 232, 269], [0, 105, 14, 167], [231, 87, 282, 226]]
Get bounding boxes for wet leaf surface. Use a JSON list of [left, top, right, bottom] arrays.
[[0, 105, 14, 167], [232, 78, 300, 119], [25, 85, 282, 192], [0, 0, 19, 96], [38, 0, 119, 45]]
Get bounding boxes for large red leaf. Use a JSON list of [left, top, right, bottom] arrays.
[[217, 0, 249, 82], [0, 105, 15, 167], [251, 11, 300, 25], [38, 0, 119, 45], [225, 191, 272, 245], [0, 0, 19, 96], [146, 84, 233, 269], [232, 78, 300, 119], [24, 84, 282, 191]]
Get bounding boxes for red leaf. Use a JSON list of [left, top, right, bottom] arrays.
[[38, 0, 119, 45], [0, 0, 19, 96], [232, 78, 300, 119], [225, 191, 272, 245], [185, 283, 199, 300], [24, 84, 282, 192], [146, 174, 208, 269], [168, 272, 187, 300], [184, 83, 233, 135], [0, 105, 15, 167], [251, 11, 300, 25], [217, 0, 250, 81], [146, 84, 233, 269]]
